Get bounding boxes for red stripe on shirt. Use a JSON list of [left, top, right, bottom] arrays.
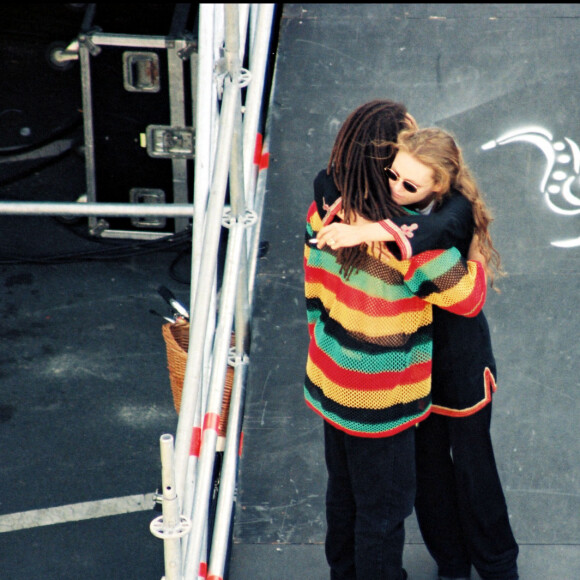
[[306, 265, 426, 318], [309, 340, 431, 390], [403, 249, 447, 280], [305, 398, 431, 437]]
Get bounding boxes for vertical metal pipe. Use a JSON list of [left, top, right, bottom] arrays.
[[204, 16, 277, 571], [223, 4, 242, 75], [248, 130, 271, 308], [150, 434, 190, 580], [247, 13, 277, 306], [160, 434, 182, 580], [184, 7, 220, 539], [237, 3, 250, 62], [168, 39, 190, 233], [175, 0, 242, 540], [228, 67, 251, 355], [207, 360, 248, 579], [242, 4, 275, 210], [182, 219, 246, 579], [201, 10, 264, 572], [181, 6, 244, 576], [248, 2, 258, 56], [79, 42, 96, 207], [181, 281, 219, 525], [191, 3, 216, 297], [180, 386, 202, 523], [174, 73, 239, 502]]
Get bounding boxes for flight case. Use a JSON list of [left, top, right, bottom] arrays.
[[79, 4, 197, 239]]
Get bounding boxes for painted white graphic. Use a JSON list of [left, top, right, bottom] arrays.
[[482, 127, 580, 248]]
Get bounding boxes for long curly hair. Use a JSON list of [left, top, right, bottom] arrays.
[[327, 100, 410, 278], [395, 127, 505, 289]]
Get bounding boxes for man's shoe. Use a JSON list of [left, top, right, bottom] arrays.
[[402, 569, 408, 580]]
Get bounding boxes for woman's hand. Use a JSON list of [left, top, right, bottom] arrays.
[[468, 234, 486, 265], [468, 234, 488, 284]]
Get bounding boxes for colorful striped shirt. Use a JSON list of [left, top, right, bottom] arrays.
[[304, 201, 486, 437]]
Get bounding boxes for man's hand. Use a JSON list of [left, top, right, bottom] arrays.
[[316, 215, 392, 249], [316, 222, 367, 249]]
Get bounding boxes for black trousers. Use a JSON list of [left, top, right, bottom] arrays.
[[323, 421, 415, 580], [414, 404, 519, 580]]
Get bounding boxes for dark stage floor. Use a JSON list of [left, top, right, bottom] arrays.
[[1, 4, 579, 579]]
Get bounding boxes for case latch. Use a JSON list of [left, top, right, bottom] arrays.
[[144, 125, 195, 158]]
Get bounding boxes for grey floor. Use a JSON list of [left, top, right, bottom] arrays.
[[1, 4, 579, 579], [230, 4, 580, 579]]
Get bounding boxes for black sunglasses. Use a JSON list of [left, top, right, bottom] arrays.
[[385, 167, 419, 194]]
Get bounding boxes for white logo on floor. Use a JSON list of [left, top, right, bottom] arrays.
[[482, 126, 580, 248]]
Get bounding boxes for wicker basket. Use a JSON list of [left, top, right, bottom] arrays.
[[162, 321, 234, 437]]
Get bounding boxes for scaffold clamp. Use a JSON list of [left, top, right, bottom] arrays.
[[150, 513, 192, 540]]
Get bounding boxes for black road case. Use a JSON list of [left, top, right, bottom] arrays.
[[79, 4, 197, 238]]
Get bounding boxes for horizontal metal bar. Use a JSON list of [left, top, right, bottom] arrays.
[[0, 201, 198, 218], [82, 33, 175, 49]]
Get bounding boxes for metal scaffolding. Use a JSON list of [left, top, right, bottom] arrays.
[[155, 4, 276, 579], [0, 4, 277, 578]]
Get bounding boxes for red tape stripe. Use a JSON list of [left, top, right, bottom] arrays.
[[238, 431, 244, 457], [253, 132, 270, 171], [253, 133, 263, 165], [190, 426, 201, 457], [203, 412, 220, 433]]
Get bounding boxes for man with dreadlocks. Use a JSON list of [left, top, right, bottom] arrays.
[[303, 100, 488, 580]]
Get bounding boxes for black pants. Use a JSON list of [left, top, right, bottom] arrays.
[[414, 404, 519, 579], [323, 421, 415, 580]]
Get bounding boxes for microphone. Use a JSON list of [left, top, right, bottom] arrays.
[[157, 285, 190, 320]]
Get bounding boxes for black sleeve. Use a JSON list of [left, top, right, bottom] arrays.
[[313, 169, 340, 219], [388, 192, 475, 257]]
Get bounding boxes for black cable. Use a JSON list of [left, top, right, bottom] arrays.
[[168, 245, 192, 285], [0, 144, 80, 188], [0, 227, 192, 266], [0, 116, 83, 156]]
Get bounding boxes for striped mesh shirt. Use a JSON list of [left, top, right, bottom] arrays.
[[304, 201, 486, 437]]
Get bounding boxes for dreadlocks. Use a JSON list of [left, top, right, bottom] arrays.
[[327, 100, 410, 278]]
